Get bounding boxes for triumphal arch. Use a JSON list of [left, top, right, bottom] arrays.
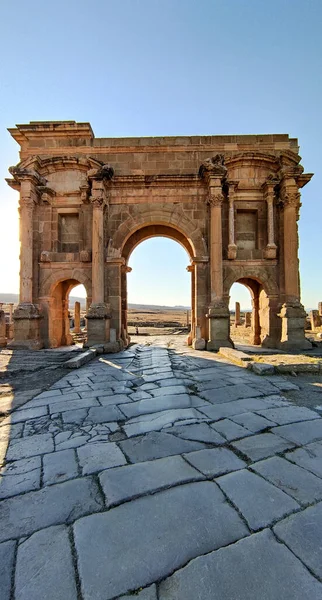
[[6, 121, 313, 351]]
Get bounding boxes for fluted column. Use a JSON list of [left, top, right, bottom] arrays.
[[227, 181, 238, 260], [262, 180, 277, 259]]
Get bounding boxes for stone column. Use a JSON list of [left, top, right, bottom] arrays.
[[234, 302, 241, 327], [86, 172, 112, 347], [245, 312, 251, 327], [310, 310, 321, 332], [9, 176, 43, 350], [8, 304, 14, 324], [206, 179, 233, 350], [74, 301, 81, 334], [262, 180, 277, 259], [278, 180, 311, 349], [251, 295, 261, 345], [186, 265, 194, 346], [121, 265, 131, 345], [227, 181, 237, 260], [0, 310, 6, 347], [318, 302, 322, 317], [192, 259, 207, 350]]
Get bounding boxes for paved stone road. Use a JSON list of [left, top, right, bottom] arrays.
[[1, 340, 322, 599]]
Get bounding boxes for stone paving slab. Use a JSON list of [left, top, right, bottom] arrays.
[[230, 411, 276, 432], [256, 405, 321, 425], [271, 419, 322, 445], [77, 441, 127, 475], [251, 456, 322, 505], [158, 529, 322, 599], [121, 393, 195, 418], [43, 449, 78, 486], [285, 441, 322, 478], [48, 397, 101, 414], [15, 525, 77, 600], [99, 455, 205, 506], [0, 458, 41, 498], [200, 384, 263, 404], [211, 418, 251, 441], [198, 396, 281, 421], [123, 408, 206, 437], [74, 481, 248, 599], [217, 469, 299, 530], [274, 502, 322, 579], [6, 432, 54, 460], [232, 432, 296, 461], [0, 539, 16, 600], [120, 431, 207, 462], [164, 422, 226, 444], [0, 476, 103, 542], [1, 405, 48, 425], [184, 447, 246, 477]]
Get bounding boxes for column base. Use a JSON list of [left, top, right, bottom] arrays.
[[192, 338, 206, 350], [8, 303, 43, 350], [278, 301, 312, 350], [227, 244, 237, 260], [264, 244, 277, 259], [86, 303, 111, 346], [207, 303, 234, 352]]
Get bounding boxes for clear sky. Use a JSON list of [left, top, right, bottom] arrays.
[[0, 0, 321, 310]]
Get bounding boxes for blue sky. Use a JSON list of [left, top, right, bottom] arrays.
[[0, 0, 321, 309]]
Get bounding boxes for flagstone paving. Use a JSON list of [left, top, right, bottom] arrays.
[[1, 341, 322, 599]]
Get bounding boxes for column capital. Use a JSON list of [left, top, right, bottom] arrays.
[[199, 154, 227, 182], [261, 176, 279, 198], [227, 180, 239, 199], [90, 176, 111, 209], [207, 191, 224, 207]]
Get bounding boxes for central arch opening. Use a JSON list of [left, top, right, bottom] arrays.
[[122, 226, 193, 342]]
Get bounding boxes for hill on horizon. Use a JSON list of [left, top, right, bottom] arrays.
[[0, 293, 190, 311]]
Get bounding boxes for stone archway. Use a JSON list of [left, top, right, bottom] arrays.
[[38, 270, 91, 348], [6, 121, 312, 351], [107, 221, 209, 349], [226, 273, 281, 348]]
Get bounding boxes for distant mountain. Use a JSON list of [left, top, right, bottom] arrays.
[[0, 293, 19, 304]]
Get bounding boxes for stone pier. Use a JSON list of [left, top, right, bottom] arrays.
[[234, 302, 241, 327], [74, 302, 81, 334], [310, 310, 321, 332], [0, 310, 6, 347]]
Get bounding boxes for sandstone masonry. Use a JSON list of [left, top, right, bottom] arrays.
[[6, 122, 313, 350]]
